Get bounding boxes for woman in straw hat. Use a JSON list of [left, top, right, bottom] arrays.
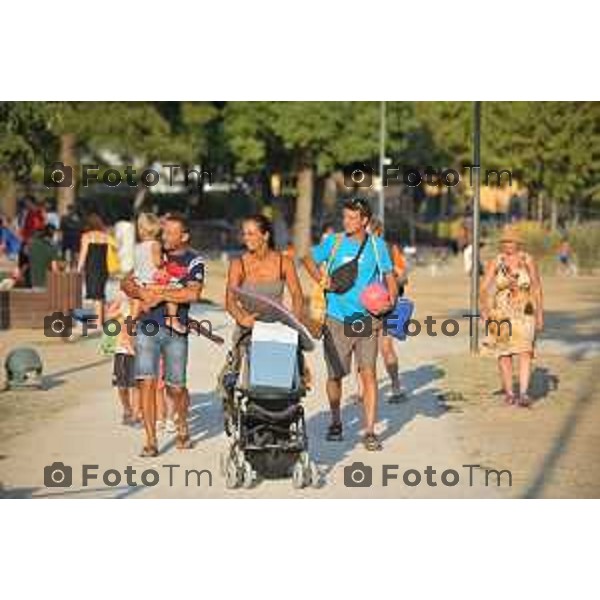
[[479, 225, 544, 407]]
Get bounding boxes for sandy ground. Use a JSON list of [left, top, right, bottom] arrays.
[[0, 257, 598, 498]]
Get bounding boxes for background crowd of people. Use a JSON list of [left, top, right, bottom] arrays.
[[0, 196, 83, 289], [0, 192, 547, 457]]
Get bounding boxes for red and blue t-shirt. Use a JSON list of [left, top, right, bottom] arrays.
[[140, 248, 205, 327]]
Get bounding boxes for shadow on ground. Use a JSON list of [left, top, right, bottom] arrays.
[[307, 363, 447, 475], [522, 357, 600, 498], [158, 389, 224, 454], [490, 365, 560, 405]]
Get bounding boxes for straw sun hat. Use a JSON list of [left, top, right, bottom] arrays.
[[499, 225, 524, 245]]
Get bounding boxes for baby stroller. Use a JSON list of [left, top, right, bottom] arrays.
[[219, 318, 319, 490]]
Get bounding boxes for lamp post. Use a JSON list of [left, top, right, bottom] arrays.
[[470, 101, 482, 355], [379, 100, 386, 227]]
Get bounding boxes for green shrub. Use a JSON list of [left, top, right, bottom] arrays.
[[569, 222, 600, 274]]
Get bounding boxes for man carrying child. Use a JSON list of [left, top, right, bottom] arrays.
[[123, 213, 205, 457]]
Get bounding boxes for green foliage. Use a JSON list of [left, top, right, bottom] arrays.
[[1, 101, 600, 227], [412, 102, 472, 168], [225, 101, 399, 175], [484, 102, 600, 204], [569, 222, 600, 273], [0, 102, 52, 179]]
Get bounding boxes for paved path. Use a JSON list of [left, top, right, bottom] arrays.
[[2, 264, 598, 499], [0, 302, 512, 499]]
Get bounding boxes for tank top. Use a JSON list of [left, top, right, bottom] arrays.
[[239, 252, 285, 301], [134, 240, 159, 284]]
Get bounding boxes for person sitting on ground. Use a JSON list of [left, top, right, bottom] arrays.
[[0, 217, 22, 261]]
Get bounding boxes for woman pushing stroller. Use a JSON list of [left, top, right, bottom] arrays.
[[224, 214, 306, 372], [220, 214, 318, 487]]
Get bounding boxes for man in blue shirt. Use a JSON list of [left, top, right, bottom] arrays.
[[303, 198, 397, 451]]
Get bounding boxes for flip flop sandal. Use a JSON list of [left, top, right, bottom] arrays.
[[176, 436, 193, 450], [326, 422, 343, 442], [122, 413, 134, 426], [517, 394, 531, 408], [363, 433, 383, 451], [387, 389, 408, 404], [504, 393, 516, 405], [140, 446, 158, 458]]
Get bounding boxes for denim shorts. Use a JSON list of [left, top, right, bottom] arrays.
[[135, 326, 188, 387]]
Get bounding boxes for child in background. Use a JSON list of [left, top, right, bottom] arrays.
[[132, 213, 188, 334], [105, 289, 141, 426], [557, 238, 576, 276]]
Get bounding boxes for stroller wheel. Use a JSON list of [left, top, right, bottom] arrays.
[[225, 458, 241, 489], [292, 460, 307, 489], [309, 461, 323, 488], [219, 452, 228, 477], [224, 415, 234, 437], [241, 460, 255, 489]]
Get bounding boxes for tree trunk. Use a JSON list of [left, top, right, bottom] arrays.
[[573, 197, 581, 225], [133, 186, 147, 211], [550, 197, 558, 231], [536, 192, 544, 223], [57, 133, 77, 215], [409, 189, 417, 246], [0, 172, 17, 219], [293, 162, 314, 259], [323, 172, 339, 216]]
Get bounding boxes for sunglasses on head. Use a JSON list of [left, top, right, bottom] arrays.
[[345, 198, 372, 216]]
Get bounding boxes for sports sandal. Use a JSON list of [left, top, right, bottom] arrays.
[[387, 388, 408, 404], [363, 433, 383, 451], [326, 422, 343, 441]]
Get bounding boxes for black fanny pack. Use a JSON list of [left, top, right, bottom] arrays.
[[328, 235, 369, 294]]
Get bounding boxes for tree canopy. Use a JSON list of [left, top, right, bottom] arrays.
[[0, 101, 598, 233]]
